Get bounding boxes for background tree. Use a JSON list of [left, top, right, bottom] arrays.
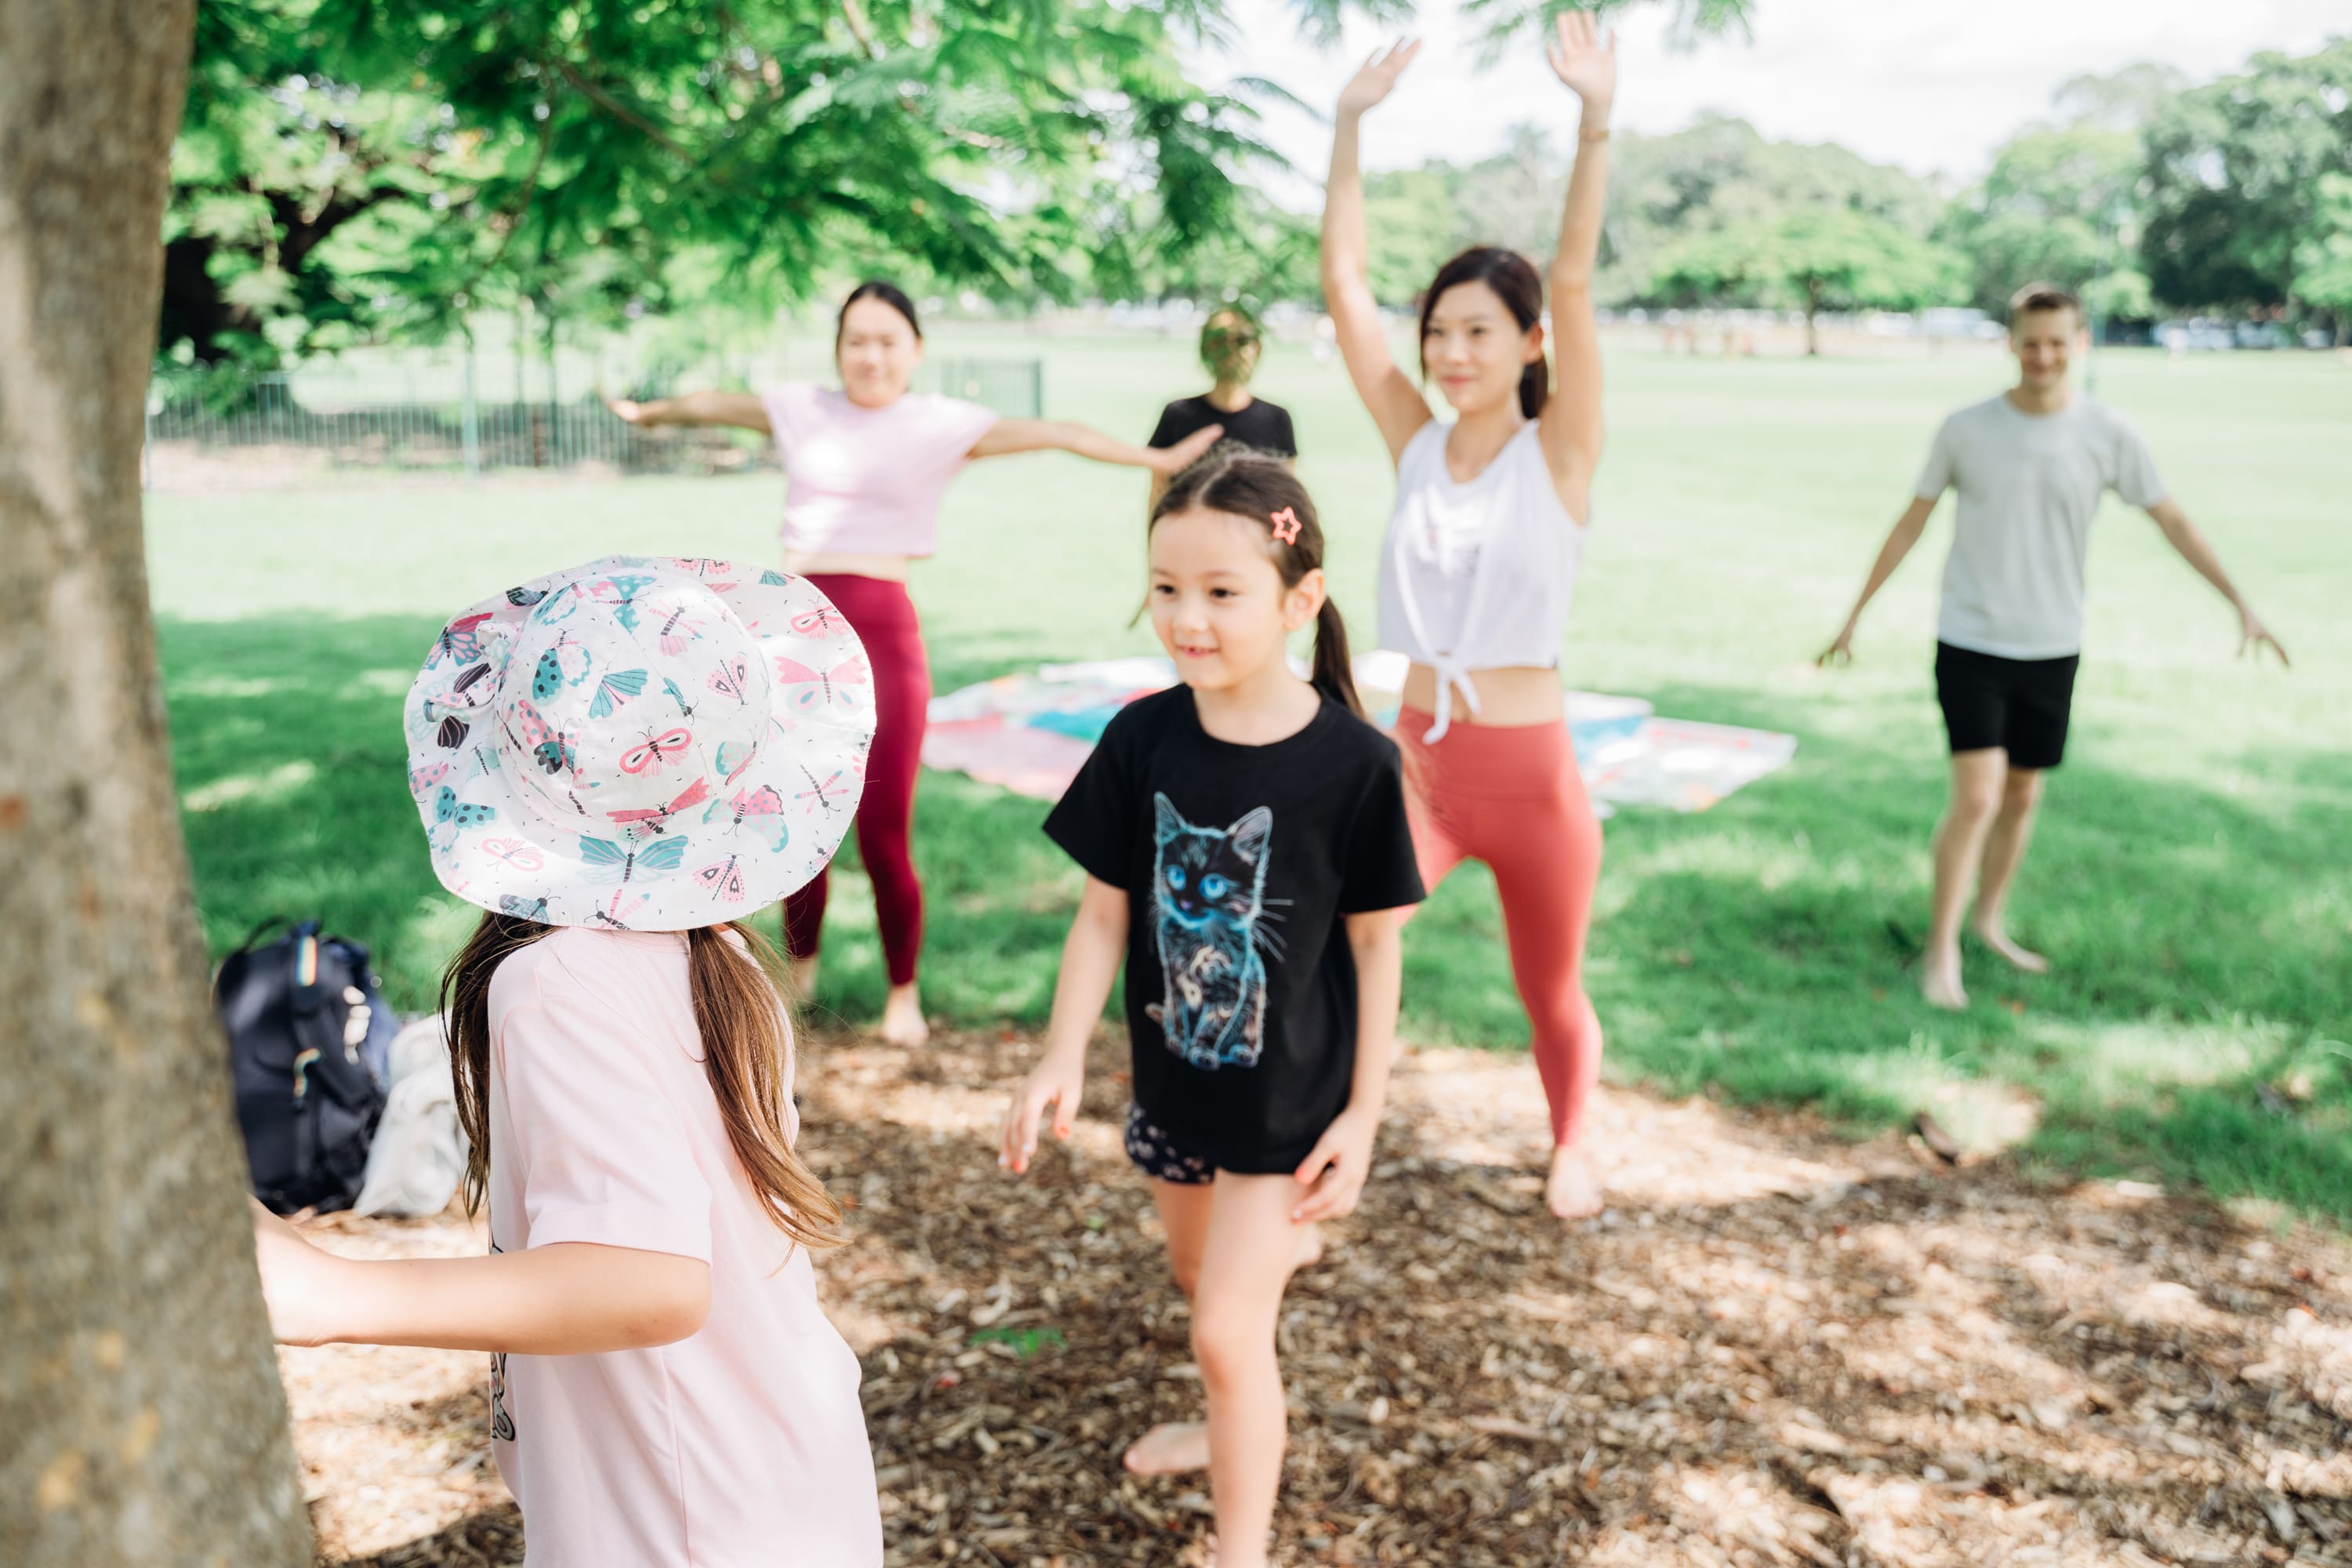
[[1358, 114, 1947, 307], [1, 0, 312, 1562], [1651, 208, 1962, 354], [162, 0, 1390, 368], [2292, 172, 2352, 343], [2139, 39, 2352, 314], [1939, 121, 2150, 317]]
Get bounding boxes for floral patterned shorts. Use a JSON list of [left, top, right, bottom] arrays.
[[1124, 1103, 1214, 1185]]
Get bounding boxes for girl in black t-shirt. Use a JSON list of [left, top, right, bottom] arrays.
[[1000, 452, 1423, 1568], [1147, 307, 1298, 509]]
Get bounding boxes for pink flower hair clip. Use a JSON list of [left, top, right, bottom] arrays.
[[1269, 506, 1302, 545]]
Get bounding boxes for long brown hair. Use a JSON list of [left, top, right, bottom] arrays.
[[1149, 448, 1361, 718], [1420, 245, 1549, 419], [441, 914, 844, 1250]]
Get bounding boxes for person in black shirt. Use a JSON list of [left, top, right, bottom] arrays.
[[1148, 307, 1298, 506], [999, 452, 1421, 1566]]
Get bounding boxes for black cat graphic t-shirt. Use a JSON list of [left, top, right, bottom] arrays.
[[1044, 686, 1425, 1174]]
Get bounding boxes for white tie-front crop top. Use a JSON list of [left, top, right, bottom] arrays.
[[1375, 419, 1588, 739]]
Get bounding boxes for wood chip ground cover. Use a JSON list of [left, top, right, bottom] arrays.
[[282, 1029, 2352, 1566]]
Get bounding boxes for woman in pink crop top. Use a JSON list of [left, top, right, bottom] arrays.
[[612, 281, 1219, 1047], [1322, 24, 1617, 1221]]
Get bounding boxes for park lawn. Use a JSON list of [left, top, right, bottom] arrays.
[[150, 333, 2352, 1223]]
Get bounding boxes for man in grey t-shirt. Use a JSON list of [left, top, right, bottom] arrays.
[[1819, 284, 2288, 1010]]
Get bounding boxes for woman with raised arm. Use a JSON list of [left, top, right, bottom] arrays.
[[611, 281, 1220, 1047], [1323, 18, 1617, 1219]]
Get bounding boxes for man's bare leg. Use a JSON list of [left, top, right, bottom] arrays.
[[1971, 764, 2049, 973], [1923, 750, 2007, 1008]]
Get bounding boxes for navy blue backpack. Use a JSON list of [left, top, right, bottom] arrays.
[[216, 920, 396, 1214]]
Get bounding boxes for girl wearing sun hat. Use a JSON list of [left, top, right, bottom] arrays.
[[249, 556, 884, 1566]]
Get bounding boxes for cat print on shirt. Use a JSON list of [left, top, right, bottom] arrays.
[[1146, 793, 1273, 1070]]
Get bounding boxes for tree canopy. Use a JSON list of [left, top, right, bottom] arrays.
[[165, 0, 1367, 365], [1650, 208, 1960, 353], [2139, 38, 2352, 314]]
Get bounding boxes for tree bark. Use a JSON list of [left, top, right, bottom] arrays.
[[0, 2, 312, 1563]]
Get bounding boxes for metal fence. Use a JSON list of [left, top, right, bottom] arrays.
[[143, 357, 1044, 481]]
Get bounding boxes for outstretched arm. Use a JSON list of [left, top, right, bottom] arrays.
[[1323, 42, 1433, 465], [1819, 495, 1936, 665], [1536, 11, 1617, 512], [252, 1200, 710, 1353], [604, 390, 771, 434], [971, 418, 1221, 477], [2146, 499, 2289, 664]]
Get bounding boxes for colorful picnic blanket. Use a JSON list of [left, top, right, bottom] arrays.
[[922, 655, 1797, 814]]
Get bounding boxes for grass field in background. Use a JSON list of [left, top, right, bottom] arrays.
[[151, 335, 2352, 1221]]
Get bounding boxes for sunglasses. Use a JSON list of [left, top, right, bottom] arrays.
[[1203, 328, 1260, 347]]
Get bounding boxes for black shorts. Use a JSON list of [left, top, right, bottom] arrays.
[[1124, 1104, 1214, 1185], [1934, 641, 2080, 770]]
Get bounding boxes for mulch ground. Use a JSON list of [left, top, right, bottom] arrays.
[[282, 1026, 2352, 1567]]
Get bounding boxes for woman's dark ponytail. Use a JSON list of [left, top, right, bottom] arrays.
[[1517, 358, 1549, 420], [1151, 447, 1360, 717]]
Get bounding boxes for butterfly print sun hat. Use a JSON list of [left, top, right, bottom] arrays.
[[402, 555, 876, 931]]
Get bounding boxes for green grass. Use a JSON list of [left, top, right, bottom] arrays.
[[151, 333, 2352, 1221]]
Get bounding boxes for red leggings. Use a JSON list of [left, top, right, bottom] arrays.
[[783, 575, 929, 987], [1396, 707, 1605, 1149]]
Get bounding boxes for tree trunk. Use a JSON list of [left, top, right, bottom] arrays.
[[1803, 279, 1822, 358], [0, 2, 312, 1563]]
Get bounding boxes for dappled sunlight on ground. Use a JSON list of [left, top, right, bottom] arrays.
[[281, 1026, 2351, 1566]]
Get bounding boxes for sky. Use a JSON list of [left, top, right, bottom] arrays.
[[1196, 0, 2347, 202]]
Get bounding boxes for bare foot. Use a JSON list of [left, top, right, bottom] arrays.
[[1919, 964, 1976, 1011], [789, 954, 818, 998], [1972, 918, 2049, 975], [1545, 1146, 1604, 1220], [1122, 1421, 1210, 1476], [1291, 1222, 1323, 1272], [878, 982, 929, 1048]]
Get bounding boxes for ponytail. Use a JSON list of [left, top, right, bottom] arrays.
[[443, 913, 844, 1253], [1518, 358, 1549, 420], [1310, 597, 1363, 718]]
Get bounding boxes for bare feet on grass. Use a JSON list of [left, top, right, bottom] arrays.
[[880, 982, 930, 1048], [1123, 1421, 1210, 1476], [1546, 1145, 1604, 1220], [1921, 949, 1968, 1010], [1972, 917, 2049, 975]]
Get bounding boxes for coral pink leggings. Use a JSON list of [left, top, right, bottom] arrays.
[[783, 575, 928, 987], [1396, 707, 1604, 1149]]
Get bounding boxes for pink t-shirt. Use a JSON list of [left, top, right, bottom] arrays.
[[762, 381, 1000, 557], [485, 927, 881, 1567]]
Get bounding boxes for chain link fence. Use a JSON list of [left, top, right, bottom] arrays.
[[144, 355, 1044, 485]]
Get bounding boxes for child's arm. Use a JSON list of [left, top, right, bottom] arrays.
[[999, 876, 1128, 1175], [251, 1200, 710, 1354], [1291, 908, 1407, 1223]]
